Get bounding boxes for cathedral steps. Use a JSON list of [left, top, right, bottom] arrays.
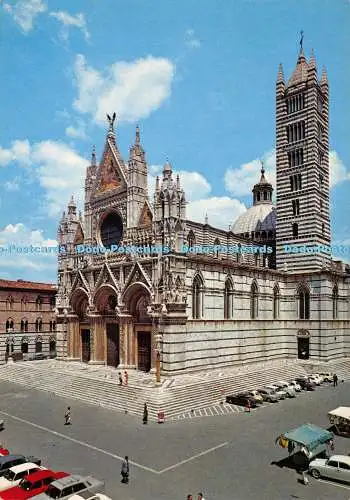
[[0, 359, 349, 420]]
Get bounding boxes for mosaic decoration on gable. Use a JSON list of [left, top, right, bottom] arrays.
[[98, 151, 121, 193]]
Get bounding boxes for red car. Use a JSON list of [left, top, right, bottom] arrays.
[[0, 448, 9, 457], [0, 469, 69, 499]]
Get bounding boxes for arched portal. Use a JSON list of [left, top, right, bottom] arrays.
[[70, 288, 91, 363], [123, 283, 152, 373], [297, 329, 310, 360], [94, 285, 119, 367]]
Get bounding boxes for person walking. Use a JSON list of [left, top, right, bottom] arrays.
[[198, 493, 206, 500], [64, 406, 71, 425], [121, 456, 129, 484], [186, 495, 193, 500], [143, 403, 148, 424], [118, 372, 123, 386], [124, 370, 128, 386], [333, 373, 338, 387]]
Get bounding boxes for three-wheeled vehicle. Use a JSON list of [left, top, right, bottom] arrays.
[[328, 407, 350, 436], [275, 423, 334, 469]]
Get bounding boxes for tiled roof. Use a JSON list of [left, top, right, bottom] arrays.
[[0, 279, 57, 292]]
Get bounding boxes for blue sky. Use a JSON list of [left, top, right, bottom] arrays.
[[0, 0, 349, 282]]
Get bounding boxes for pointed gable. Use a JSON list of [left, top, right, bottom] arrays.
[[93, 137, 128, 196], [73, 223, 84, 245], [138, 201, 153, 228]]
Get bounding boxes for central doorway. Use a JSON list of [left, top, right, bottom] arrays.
[[106, 323, 119, 367], [81, 329, 91, 363], [137, 331, 151, 372], [298, 336, 310, 360]]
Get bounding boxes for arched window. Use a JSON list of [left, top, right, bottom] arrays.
[[49, 321, 53, 332], [250, 282, 259, 319], [298, 285, 310, 319], [192, 275, 203, 319], [292, 223, 298, 238], [24, 320, 28, 332], [273, 285, 280, 319], [35, 319, 42, 332], [6, 319, 14, 332], [224, 279, 233, 319], [21, 297, 26, 311], [21, 320, 25, 332], [36, 296, 42, 312], [6, 296, 14, 311], [187, 231, 195, 249], [332, 285, 338, 319], [214, 238, 220, 258]]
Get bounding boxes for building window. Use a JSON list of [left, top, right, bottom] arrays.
[[49, 321, 53, 332], [317, 95, 323, 114], [298, 286, 310, 319], [224, 279, 233, 319], [35, 341, 42, 353], [292, 199, 300, 216], [286, 121, 305, 143], [35, 319, 42, 333], [21, 320, 25, 332], [318, 150, 324, 166], [192, 275, 203, 319], [50, 296, 56, 309], [36, 296, 42, 312], [332, 285, 338, 319], [287, 93, 305, 114], [288, 149, 304, 168], [322, 223, 325, 235], [53, 321, 56, 331], [5, 320, 14, 332], [21, 298, 27, 311], [250, 282, 259, 319], [21, 341, 28, 354], [292, 223, 298, 238], [320, 200, 323, 210], [290, 174, 302, 191], [273, 285, 280, 319], [318, 123, 323, 141], [6, 296, 14, 311], [214, 238, 220, 258], [187, 231, 195, 249]]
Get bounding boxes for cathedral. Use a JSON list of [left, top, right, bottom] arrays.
[[55, 45, 350, 375]]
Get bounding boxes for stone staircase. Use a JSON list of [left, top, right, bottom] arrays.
[[0, 358, 349, 420]]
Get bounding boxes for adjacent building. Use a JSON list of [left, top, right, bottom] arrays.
[[0, 279, 57, 361], [54, 44, 350, 374]]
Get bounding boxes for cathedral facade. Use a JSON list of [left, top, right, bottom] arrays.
[[55, 47, 350, 375]]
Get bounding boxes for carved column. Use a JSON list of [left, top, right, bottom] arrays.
[[66, 315, 80, 361], [89, 315, 105, 364], [118, 315, 133, 368]]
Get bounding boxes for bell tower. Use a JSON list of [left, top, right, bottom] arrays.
[[275, 34, 331, 272]]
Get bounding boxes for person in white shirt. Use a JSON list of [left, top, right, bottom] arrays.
[[198, 493, 206, 500]]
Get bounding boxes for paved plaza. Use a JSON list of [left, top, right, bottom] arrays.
[[1, 379, 350, 499]]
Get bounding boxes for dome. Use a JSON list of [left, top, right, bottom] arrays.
[[232, 204, 276, 235]]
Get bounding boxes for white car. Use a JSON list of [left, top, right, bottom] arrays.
[[266, 385, 286, 399], [273, 382, 296, 398], [0, 462, 45, 491], [311, 373, 324, 384], [309, 455, 350, 482], [288, 380, 302, 392], [308, 375, 321, 386], [68, 494, 112, 500]]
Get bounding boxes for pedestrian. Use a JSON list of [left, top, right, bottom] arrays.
[[186, 495, 193, 500], [118, 372, 123, 386], [64, 406, 71, 425], [121, 456, 129, 484], [124, 370, 128, 386], [198, 493, 206, 500], [245, 400, 251, 413], [333, 373, 338, 387], [143, 403, 148, 424]]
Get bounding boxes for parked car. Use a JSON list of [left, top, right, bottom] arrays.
[[0, 469, 68, 499], [257, 388, 279, 403], [308, 375, 321, 386], [32, 475, 104, 499], [273, 382, 296, 398], [288, 380, 302, 392], [0, 463, 45, 491], [319, 372, 333, 383], [266, 385, 286, 400], [226, 393, 258, 408], [246, 390, 264, 404], [309, 454, 350, 482], [295, 378, 314, 391], [0, 456, 41, 477], [0, 448, 9, 457], [69, 494, 111, 500], [311, 373, 324, 384]]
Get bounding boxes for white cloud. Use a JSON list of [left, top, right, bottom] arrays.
[[50, 11, 90, 42], [148, 165, 245, 230], [3, 0, 47, 32], [185, 29, 201, 49], [225, 149, 349, 196], [73, 54, 175, 124], [0, 223, 57, 274], [65, 120, 87, 140], [225, 149, 276, 197], [329, 151, 350, 187], [0, 139, 88, 216]]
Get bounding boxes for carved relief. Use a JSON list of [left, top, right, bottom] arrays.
[[139, 202, 153, 227], [98, 153, 121, 193]]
